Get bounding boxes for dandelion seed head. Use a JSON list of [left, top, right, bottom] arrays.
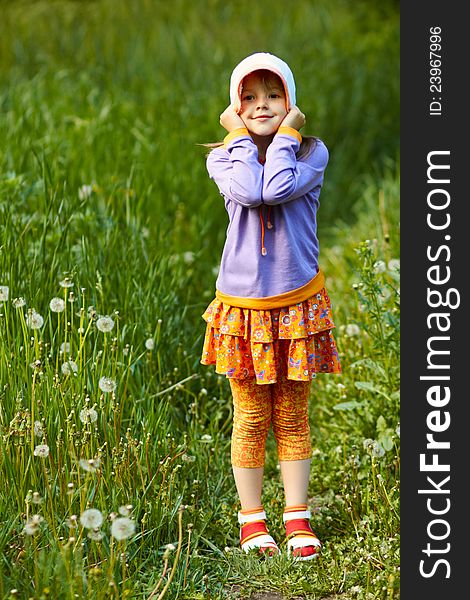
[[59, 278, 74, 289], [80, 508, 104, 529], [145, 338, 155, 350], [345, 324, 360, 337], [183, 251, 194, 264], [110, 517, 136, 541], [26, 310, 44, 330], [33, 444, 50, 458], [79, 457, 101, 473], [200, 434, 212, 442], [98, 377, 116, 393], [60, 342, 71, 354], [12, 297, 26, 308], [388, 258, 400, 272], [88, 529, 104, 541], [373, 260, 386, 273], [34, 421, 44, 437], [24, 515, 44, 535], [395, 424, 400, 438], [96, 315, 114, 332], [62, 361, 78, 376], [118, 505, 132, 516], [32, 492, 43, 504], [0, 286, 9, 301], [371, 441, 385, 458], [79, 407, 98, 424], [66, 516, 78, 528], [78, 184, 93, 200], [49, 297, 65, 312]]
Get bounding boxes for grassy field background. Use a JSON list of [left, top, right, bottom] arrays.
[[0, 1, 400, 598]]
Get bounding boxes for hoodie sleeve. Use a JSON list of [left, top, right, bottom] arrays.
[[206, 129, 264, 208], [262, 128, 329, 205]]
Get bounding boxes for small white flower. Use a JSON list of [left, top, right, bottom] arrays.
[[80, 508, 104, 529], [345, 324, 360, 337], [32, 492, 43, 504], [79, 457, 101, 472], [388, 258, 400, 272], [98, 377, 117, 393], [183, 251, 194, 264], [145, 338, 155, 350], [59, 278, 74, 288], [0, 286, 9, 301], [26, 310, 44, 330], [62, 361, 78, 376], [49, 297, 65, 312], [79, 407, 98, 424], [33, 444, 50, 458], [96, 316, 114, 332], [78, 184, 93, 200], [200, 434, 212, 442], [373, 260, 386, 273], [110, 517, 136, 541], [66, 515, 78, 528], [12, 297, 26, 308], [34, 421, 44, 437]]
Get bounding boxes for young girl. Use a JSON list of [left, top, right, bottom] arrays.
[[200, 52, 341, 561]]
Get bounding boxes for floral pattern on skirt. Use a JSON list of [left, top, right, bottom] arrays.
[[200, 287, 341, 384]]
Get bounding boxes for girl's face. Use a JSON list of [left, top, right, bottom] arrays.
[[239, 70, 288, 137]]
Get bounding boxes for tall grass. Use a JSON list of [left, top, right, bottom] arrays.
[[1, 1, 399, 598]]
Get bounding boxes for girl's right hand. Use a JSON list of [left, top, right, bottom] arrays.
[[220, 105, 246, 132]]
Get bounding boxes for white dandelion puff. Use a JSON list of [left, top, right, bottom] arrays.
[[395, 424, 400, 438], [33, 444, 50, 458], [345, 324, 360, 337], [62, 361, 78, 376], [183, 251, 195, 264], [118, 504, 133, 516], [79, 457, 101, 473], [66, 515, 78, 528], [98, 377, 117, 393], [79, 407, 98, 424], [12, 297, 26, 308], [23, 514, 44, 535], [96, 316, 114, 332], [32, 492, 43, 505], [0, 286, 9, 301], [371, 441, 385, 458], [373, 260, 386, 273], [60, 342, 71, 354], [59, 277, 74, 288], [388, 258, 400, 272], [80, 509, 104, 529], [26, 310, 44, 330], [49, 297, 65, 313], [88, 529, 104, 541], [110, 517, 136, 541], [182, 454, 196, 462], [34, 421, 44, 437], [200, 434, 212, 442], [78, 184, 93, 200], [145, 338, 155, 350]]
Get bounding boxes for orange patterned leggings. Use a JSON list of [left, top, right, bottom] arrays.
[[229, 375, 313, 468]]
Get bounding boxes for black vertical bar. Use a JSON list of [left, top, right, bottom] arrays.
[[401, 2, 467, 598]]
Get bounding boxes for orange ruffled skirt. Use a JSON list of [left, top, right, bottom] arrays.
[[200, 287, 341, 385]]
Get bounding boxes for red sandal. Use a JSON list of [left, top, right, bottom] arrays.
[[238, 507, 280, 556], [283, 504, 321, 561]]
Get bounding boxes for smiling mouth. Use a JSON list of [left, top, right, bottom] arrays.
[[254, 115, 273, 120]]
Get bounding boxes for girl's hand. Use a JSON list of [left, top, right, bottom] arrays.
[[220, 105, 246, 132], [281, 106, 306, 131]]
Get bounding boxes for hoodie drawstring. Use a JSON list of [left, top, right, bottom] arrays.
[[259, 206, 272, 256]]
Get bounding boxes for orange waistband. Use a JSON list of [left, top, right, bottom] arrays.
[[215, 269, 325, 310]]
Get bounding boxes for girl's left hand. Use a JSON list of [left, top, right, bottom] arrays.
[[281, 106, 306, 131]]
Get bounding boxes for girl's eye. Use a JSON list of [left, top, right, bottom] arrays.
[[243, 95, 254, 101]]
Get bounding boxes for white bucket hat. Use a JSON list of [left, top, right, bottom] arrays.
[[229, 52, 296, 113]]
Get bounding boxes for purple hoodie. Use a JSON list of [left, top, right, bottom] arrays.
[[207, 127, 329, 299]]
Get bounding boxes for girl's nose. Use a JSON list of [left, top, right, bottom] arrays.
[[256, 97, 269, 109]]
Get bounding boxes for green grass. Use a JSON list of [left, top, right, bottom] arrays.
[[0, 1, 399, 598]]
